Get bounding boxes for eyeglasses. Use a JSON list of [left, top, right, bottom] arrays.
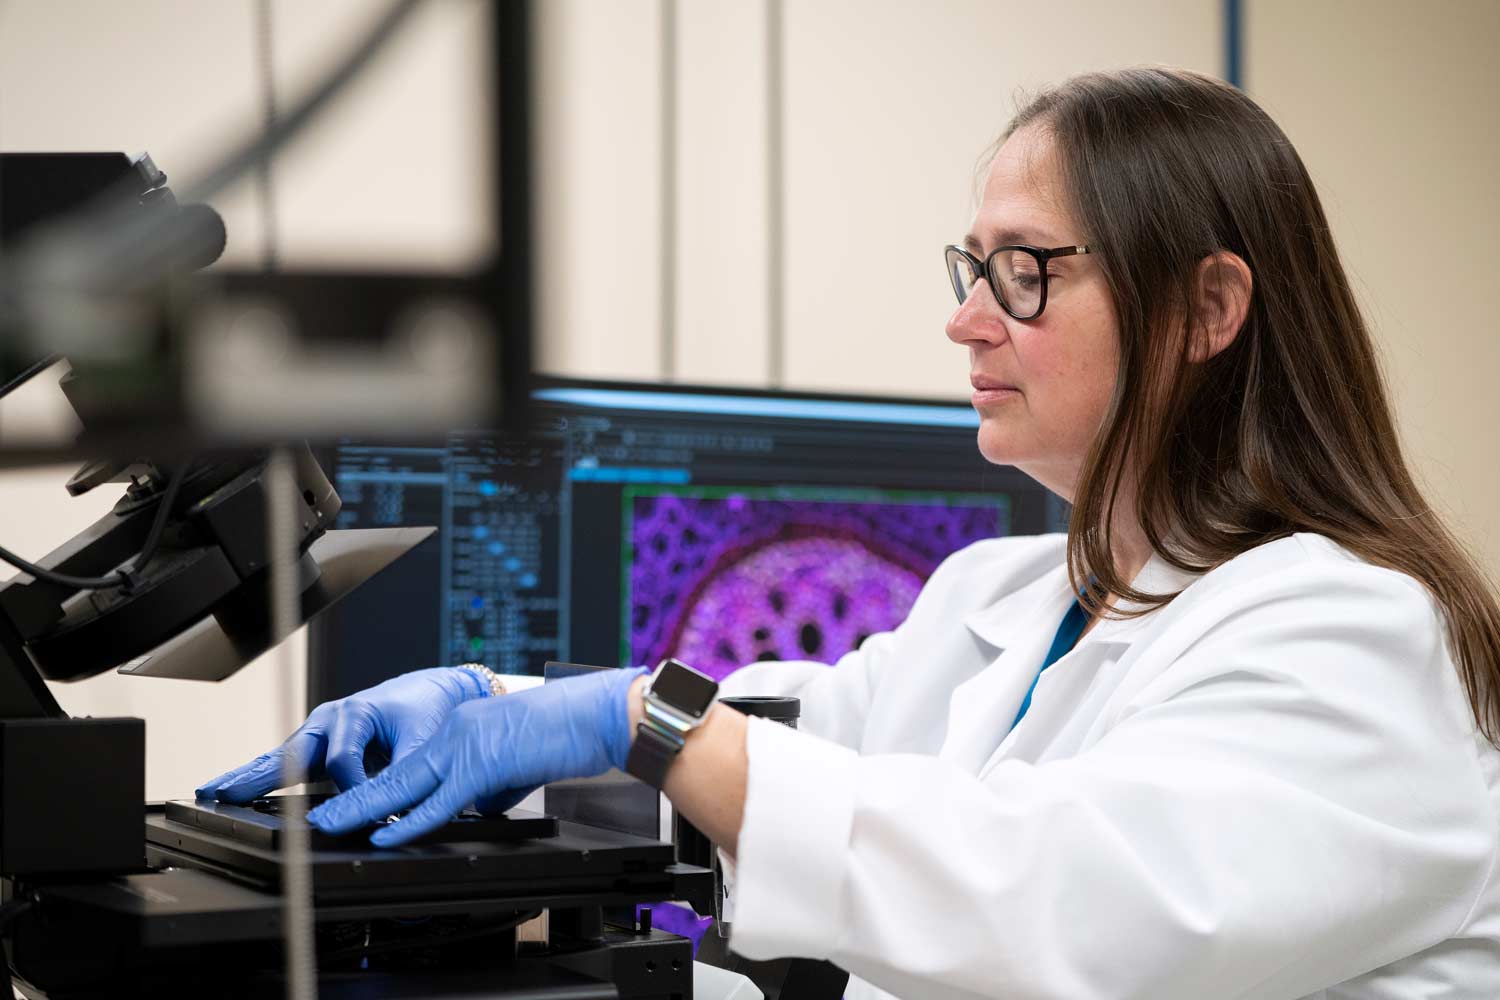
[[943, 243, 1094, 321]]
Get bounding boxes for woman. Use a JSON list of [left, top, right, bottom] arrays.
[[201, 68, 1500, 998]]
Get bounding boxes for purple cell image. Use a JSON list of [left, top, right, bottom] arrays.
[[625, 490, 1006, 680]]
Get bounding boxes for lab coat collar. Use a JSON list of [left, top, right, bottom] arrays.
[[1082, 553, 1202, 647], [962, 562, 1074, 650], [963, 546, 1202, 652]]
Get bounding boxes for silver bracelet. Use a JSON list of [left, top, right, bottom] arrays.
[[459, 662, 507, 697]]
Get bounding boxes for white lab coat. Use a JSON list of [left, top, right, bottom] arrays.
[[718, 532, 1500, 999]]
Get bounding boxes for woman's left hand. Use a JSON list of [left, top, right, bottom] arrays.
[[306, 665, 647, 847]]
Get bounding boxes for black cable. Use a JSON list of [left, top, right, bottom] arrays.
[[0, 461, 190, 591], [117, 460, 191, 584], [253, 0, 280, 273], [0, 542, 136, 591], [183, 0, 421, 206], [1, 0, 422, 315]]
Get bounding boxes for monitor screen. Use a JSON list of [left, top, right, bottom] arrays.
[[308, 378, 1067, 703]]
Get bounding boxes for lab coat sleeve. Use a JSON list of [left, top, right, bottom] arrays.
[[729, 562, 1499, 1000]]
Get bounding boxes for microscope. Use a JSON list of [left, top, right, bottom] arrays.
[[0, 145, 712, 997]]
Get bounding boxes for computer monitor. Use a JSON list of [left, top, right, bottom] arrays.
[[307, 377, 1067, 703]]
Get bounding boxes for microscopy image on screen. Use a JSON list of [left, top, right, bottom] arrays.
[[624, 487, 1008, 680]]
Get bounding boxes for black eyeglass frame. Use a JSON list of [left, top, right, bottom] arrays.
[[944, 243, 1094, 321]]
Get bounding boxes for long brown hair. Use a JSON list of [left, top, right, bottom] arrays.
[[1002, 67, 1500, 743]]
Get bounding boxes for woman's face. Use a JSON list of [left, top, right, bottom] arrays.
[[945, 126, 1119, 502]]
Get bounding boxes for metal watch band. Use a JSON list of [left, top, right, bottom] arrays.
[[625, 718, 682, 790], [459, 662, 506, 697], [623, 658, 718, 789]]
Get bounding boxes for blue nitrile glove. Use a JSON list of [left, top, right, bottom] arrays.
[[306, 665, 649, 847], [195, 666, 491, 803]]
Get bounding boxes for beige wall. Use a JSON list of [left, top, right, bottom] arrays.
[[534, 0, 1220, 392], [536, 0, 1497, 577], [778, 0, 1219, 398], [0, 2, 1495, 800], [1247, 0, 1500, 579]]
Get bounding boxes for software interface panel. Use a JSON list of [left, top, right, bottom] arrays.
[[312, 384, 1065, 701]]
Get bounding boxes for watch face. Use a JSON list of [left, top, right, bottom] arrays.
[[650, 659, 718, 718]]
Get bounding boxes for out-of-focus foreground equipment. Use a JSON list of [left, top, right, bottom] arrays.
[[0, 2, 724, 997], [0, 6, 528, 458], [0, 144, 517, 454], [0, 422, 714, 996]]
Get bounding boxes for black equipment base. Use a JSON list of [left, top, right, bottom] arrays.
[[9, 898, 690, 999], [144, 805, 707, 911], [6, 804, 712, 999], [0, 718, 143, 878]]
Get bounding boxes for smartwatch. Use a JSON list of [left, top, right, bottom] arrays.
[[625, 658, 720, 790]]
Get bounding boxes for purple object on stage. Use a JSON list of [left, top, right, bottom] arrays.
[[636, 902, 718, 956]]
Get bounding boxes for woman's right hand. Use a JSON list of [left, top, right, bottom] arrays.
[[195, 666, 490, 803]]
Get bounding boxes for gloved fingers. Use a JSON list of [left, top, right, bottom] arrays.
[[389, 731, 428, 766], [323, 705, 378, 791], [306, 747, 443, 835], [474, 784, 539, 816], [197, 747, 301, 799], [369, 778, 473, 848], [325, 751, 368, 793], [205, 730, 325, 804], [196, 764, 250, 800]]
